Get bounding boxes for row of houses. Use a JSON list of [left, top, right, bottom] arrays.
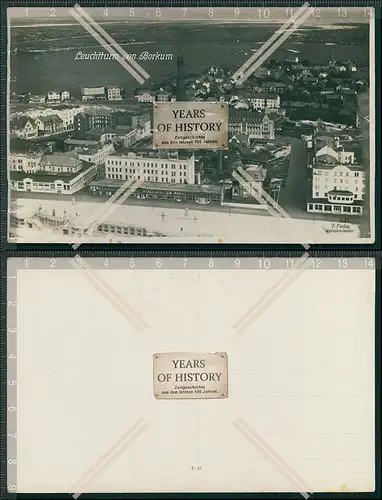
[[21, 86, 124, 104], [10, 108, 152, 143], [228, 111, 275, 140], [81, 85, 122, 101], [229, 93, 281, 112], [8, 148, 194, 196], [10, 114, 67, 139], [134, 88, 173, 103], [73, 110, 151, 143], [28, 90, 70, 104]]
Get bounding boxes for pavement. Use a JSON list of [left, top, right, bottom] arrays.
[[11, 196, 363, 244]]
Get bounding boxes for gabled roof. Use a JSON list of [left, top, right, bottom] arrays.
[[37, 114, 64, 125], [316, 144, 338, 160], [11, 116, 37, 129]]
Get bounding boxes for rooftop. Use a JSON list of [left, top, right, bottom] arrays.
[[40, 154, 82, 168], [11, 116, 37, 128], [315, 162, 365, 171], [107, 151, 193, 161], [77, 143, 114, 155], [65, 138, 99, 146], [78, 109, 114, 118], [229, 110, 268, 123], [308, 196, 363, 207], [37, 114, 64, 124], [253, 93, 280, 100], [90, 179, 223, 194], [10, 162, 92, 183]]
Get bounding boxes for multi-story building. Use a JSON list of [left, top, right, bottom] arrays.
[[8, 153, 42, 173], [39, 153, 83, 174], [229, 111, 275, 140], [316, 143, 355, 165], [251, 93, 281, 110], [105, 152, 195, 185], [77, 142, 115, 165], [135, 91, 155, 103], [55, 107, 83, 131], [46, 91, 61, 103], [9, 154, 98, 195], [61, 90, 70, 101], [89, 179, 224, 206], [81, 86, 106, 101], [35, 114, 65, 136], [74, 111, 115, 138], [10, 117, 39, 139], [131, 113, 151, 135], [307, 163, 366, 216], [84, 125, 140, 147], [106, 85, 122, 101]]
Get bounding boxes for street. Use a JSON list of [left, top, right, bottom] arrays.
[[278, 137, 310, 216]]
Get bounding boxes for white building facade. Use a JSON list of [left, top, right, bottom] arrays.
[[105, 153, 195, 184], [81, 86, 106, 101], [8, 153, 41, 173], [61, 91, 70, 101], [47, 91, 61, 103], [107, 86, 122, 100], [251, 93, 280, 110], [307, 163, 365, 216], [135, 92, 155, 103]]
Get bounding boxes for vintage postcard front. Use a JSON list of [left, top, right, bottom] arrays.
[[153, 351, 228, 399], [6, 6, 376, 244]]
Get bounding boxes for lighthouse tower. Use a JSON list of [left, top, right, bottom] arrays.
[[176, 55, 187, 102]]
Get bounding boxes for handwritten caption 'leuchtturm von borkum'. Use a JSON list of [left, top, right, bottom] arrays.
[[153, 102, 228, 150], [153, 352, 228, 400]]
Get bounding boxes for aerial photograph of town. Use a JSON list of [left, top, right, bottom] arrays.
[[7, 6, 375, 243]]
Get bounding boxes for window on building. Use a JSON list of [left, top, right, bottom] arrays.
[[324, 205, 332, 212]]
